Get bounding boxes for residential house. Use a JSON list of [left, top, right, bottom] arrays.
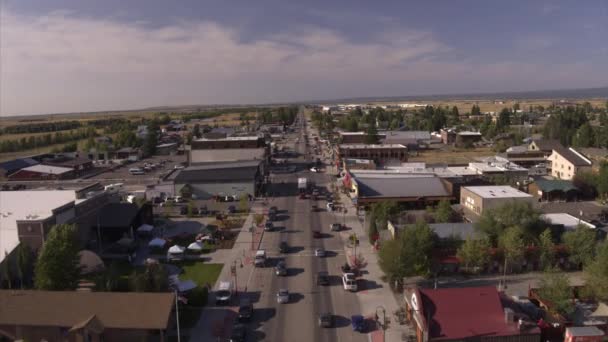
[[548, 147, 592, 180]]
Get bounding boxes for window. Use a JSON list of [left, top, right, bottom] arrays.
[[568, 166, 571, 170]]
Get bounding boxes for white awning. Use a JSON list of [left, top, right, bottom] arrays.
[[168, 245, 185, 254], [187, 241, 204, 251], [148, 238, 166, 248], [137, 224, 154, 233]]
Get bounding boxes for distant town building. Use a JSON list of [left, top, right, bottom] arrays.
[[8, 164, 75, 181], [460, 185, 534, 217], [338, 144, 408, 164], [548, 147, 592, 180]]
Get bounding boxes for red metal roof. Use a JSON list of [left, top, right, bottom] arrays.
[[419, 286, 534, 340]]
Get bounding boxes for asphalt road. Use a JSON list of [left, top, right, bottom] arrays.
[[243, 115, 367, 342]]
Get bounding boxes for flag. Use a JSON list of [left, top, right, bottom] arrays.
[[178, 295, 188, 304]]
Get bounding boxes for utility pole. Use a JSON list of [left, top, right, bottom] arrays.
[[232, 258, 243, 296], [174, 289, 181, 342]]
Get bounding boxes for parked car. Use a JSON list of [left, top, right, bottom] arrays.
[[254, 250, 267, 267], [313, 230, 322, 239], [310, 167, 319, 173], [342, 273, 357, 292], [316, 271, 329, 286], [351, 315, 366, 332], [275, 261, 287, 276], [330, 223, 342, 232], [216, 281, 233, 305], [314, 248, 325, 257], [318, 313, 333, 328], [276, 289, 289, 304], [229, 323, 246, 342], [326, 202, 334, 212], [264, 221, 274, 232], [180, 206, 188, 215], [227, 205, 236, 214], [237, 299, 253, 322], [279, 241, 289, 253]]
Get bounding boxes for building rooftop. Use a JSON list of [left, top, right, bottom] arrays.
[[193, 136, 260, 142], [382, 130, 431, 141], [463, 186, 532, 199], [534, 179, 578, 193], [414, 286, 539, 340], [19, 164, 73, 175], [469, 156, 528, 173], [0, 158, 39, 174], [0, 191, 79, 262], [0, 290, 174, 330], [355, 175, 450, 199], [428, 222, 479, 240], [156, 142, 178, 148], [190, 148, 266, 163], [542, 213, 595, 229], [339, 144, 407, 149], [531, 139, 563, 152], [173, 160, 261, 183], [457, 131, 482, 136]]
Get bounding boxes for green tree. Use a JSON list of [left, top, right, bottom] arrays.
[[562, 225, 596, 268], [475, 201, 545, 245], [538, 269, 575, 316], [364, 122, 379, 144], [0, 252, 11, 289], [499, 226, 525, 274], [539, 229, 555, 270], [15, 244, 33, 289], [130, 263, 168, 292], [572, 123, 595, 148], [513, 103, 520, 112], [496, 108, 511, 132], [448, 106, 460, 126], [368, 215, 379, 242], [186, 201, 195, 218], [596, 161, 608, 200], [457, 237, 490, 272], [471, 104, 481, 116], [143, 121, 159, 156], [34, 224, 81, 290], [599, 112, 608, 127], [378, 221, 434, 286], [239, 196, 249, 213], [371, 201, 398, 230], [585, 241, 608, 301], [193, 123, 201, 138], [434, 200, 453, 223]]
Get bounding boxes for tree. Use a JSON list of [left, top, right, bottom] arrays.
[[475, 201, 545, 245], [562, 225, 596, 268], [538, 269, 575, 316], [193, 123, 201, 138], [378, 221, 434, 286], [186, 132, 193, 145], [599, 112, 608, 127], [239, 196, 249, 213], [471, 104, 481, 116], [585, 241, 608, 301], [572, 123, 595, 148], [364, 122, 379, 144], [499, 226, 525, 274], [457, 237, 490, 272], [539, 229, 555, 270], [597, 161, 608, 200], [371, 201, 398, 230], [496, 108, 511, 132], [368, 215, 379, 242], [0, 252, 11, 289], [34, 224, 81, 290], [130, 263, 168, 292], [448, 106, 460, 126], [15, 244, 32, 289], [186, 201, 195, 218], [434, 200, 453, 223], [143, 121, 159, 156], [513, 103, 520, 112]]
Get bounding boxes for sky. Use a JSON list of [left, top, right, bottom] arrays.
[[1, 0, 607, 116]]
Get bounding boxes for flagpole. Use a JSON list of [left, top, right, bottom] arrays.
[[175, 289, 181, 342]]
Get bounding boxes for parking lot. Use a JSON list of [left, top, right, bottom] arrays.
[[88, 155, 187, 184]]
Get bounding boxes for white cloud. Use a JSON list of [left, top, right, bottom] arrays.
[[0, 8, 605, 116]]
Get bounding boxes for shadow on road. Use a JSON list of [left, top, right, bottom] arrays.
[[287, 267, 305, 277], [328, 275, 343, 287], [289, 292, 305, 303], [281, 229, 302, 234], [238, 290, 262, 304], [332, 315, 352, 328], [359, 279, 383, 291], [323, 250, 339, 258], [287, 246, 305, 254], [274, 214, 290, 222]]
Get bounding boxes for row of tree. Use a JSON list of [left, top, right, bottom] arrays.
[[259, 106, 299, 125], [0, 127, 98, 153], [1, 120, 82, 134]]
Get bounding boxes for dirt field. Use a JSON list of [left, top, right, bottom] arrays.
[[408, 146, 495, 164]]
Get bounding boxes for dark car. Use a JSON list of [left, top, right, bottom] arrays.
[[279, 241, 289, 253], [264, 221, 274, 232], [268, 206, 278, 220], [351, 315, 366, 332], [180, 206, 188, 215], [237, 299, 253, 322], [319, 313, 334, 328], [316, 271, 329, 286], [275, 261, 287, 276], [230, 323, 246, 342], [227, 205, 236, 214], [313, 230, 322, 239]]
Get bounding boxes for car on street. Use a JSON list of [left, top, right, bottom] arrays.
[[313, 230, 322, 238], [268, 206, 278, 220], [351, 315, 366, 332], [264, 221, 274, 232], [279, 241, 289, 253], [316, 271, 329, 286], [330, 223, 342, 231], [254, 250, 267, 267], [229, 323, 246, 342], [275, 260, 287, 276], [318, 313, 334, 328], [237, 299, 253, 322], [314, 248, 325, 257], [227, 205, 236, 214], [342, 273, 357, 292], [276, 289, 289, 304], [216, 281, 233, 305], [310, 167, 319, 172], [326, 202, 334, 212]]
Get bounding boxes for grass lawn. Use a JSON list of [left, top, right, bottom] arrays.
[[178, 261, 223, 287]]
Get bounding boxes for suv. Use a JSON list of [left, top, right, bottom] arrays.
[[254, 250, 267, 267], [330, 223, 342, 232], [342, 273, 357, 292], [275, 261, 287, 276], [216, 281, 233, 304], [237, 299, 253, 322]]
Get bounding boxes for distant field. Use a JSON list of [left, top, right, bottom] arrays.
[[409, 147, 494, 164]]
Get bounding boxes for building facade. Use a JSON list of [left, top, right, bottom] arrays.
[[460, 185, 535, 216], [338, 144, 408, 163], [548, 147, 592, 180]]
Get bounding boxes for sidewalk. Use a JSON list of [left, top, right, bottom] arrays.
[[335, 183, 414, 342], [188, 202, 268, 341]]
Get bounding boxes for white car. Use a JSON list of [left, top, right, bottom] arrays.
[[314, 248, 326, 257], [277, 289, 289, 304], [310, 167, 319, 173], [342, 273, 357, 292]]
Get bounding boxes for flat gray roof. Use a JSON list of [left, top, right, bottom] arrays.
[[463, 186, 532, 199], [356, 175, 450, 199]]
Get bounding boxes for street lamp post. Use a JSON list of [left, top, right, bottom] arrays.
[[173, 288, 181, 342], [375, 305, 387, 342], [231, 258, 243, 295]]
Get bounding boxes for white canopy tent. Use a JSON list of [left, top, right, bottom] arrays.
[[187, 241, 204, 251], [148, 238, 166, 248], [137, 224, 154, 233], [168, 245, 185, 254]]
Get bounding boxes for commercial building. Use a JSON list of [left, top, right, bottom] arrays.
[[155, 142, 178, 155], [0, 290, 175, 342], [338, 131, 431, 149], [338, 144, 408, 163], [41, 156, 94, 177], [0, 187, 110, 263], [187, 136, 269, 165], [8, 164, 75, 181], [190, 136, 265, 149], [96, 202, 153, 248], [349, 174, 452, 208], [548, 147, 592, 180], [404, 286, 540, 342], [460, 185, 534, 217], [527, 179, 579, 202], [171, 160, 264, 199], [541, 213, 595, 230], [468, 156, 528, 181], [0, 158, 39, 179], [528, 139, 563, 157], [440, 129, 483, 147]]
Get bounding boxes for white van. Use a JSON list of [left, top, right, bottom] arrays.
[[129, 168, 145, 175], [216, 281, 233, 304], [254, 250, 267, 267], [104, 183, 124, 193]]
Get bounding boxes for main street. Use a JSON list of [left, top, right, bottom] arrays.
[[242, 113, 367, 342]]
